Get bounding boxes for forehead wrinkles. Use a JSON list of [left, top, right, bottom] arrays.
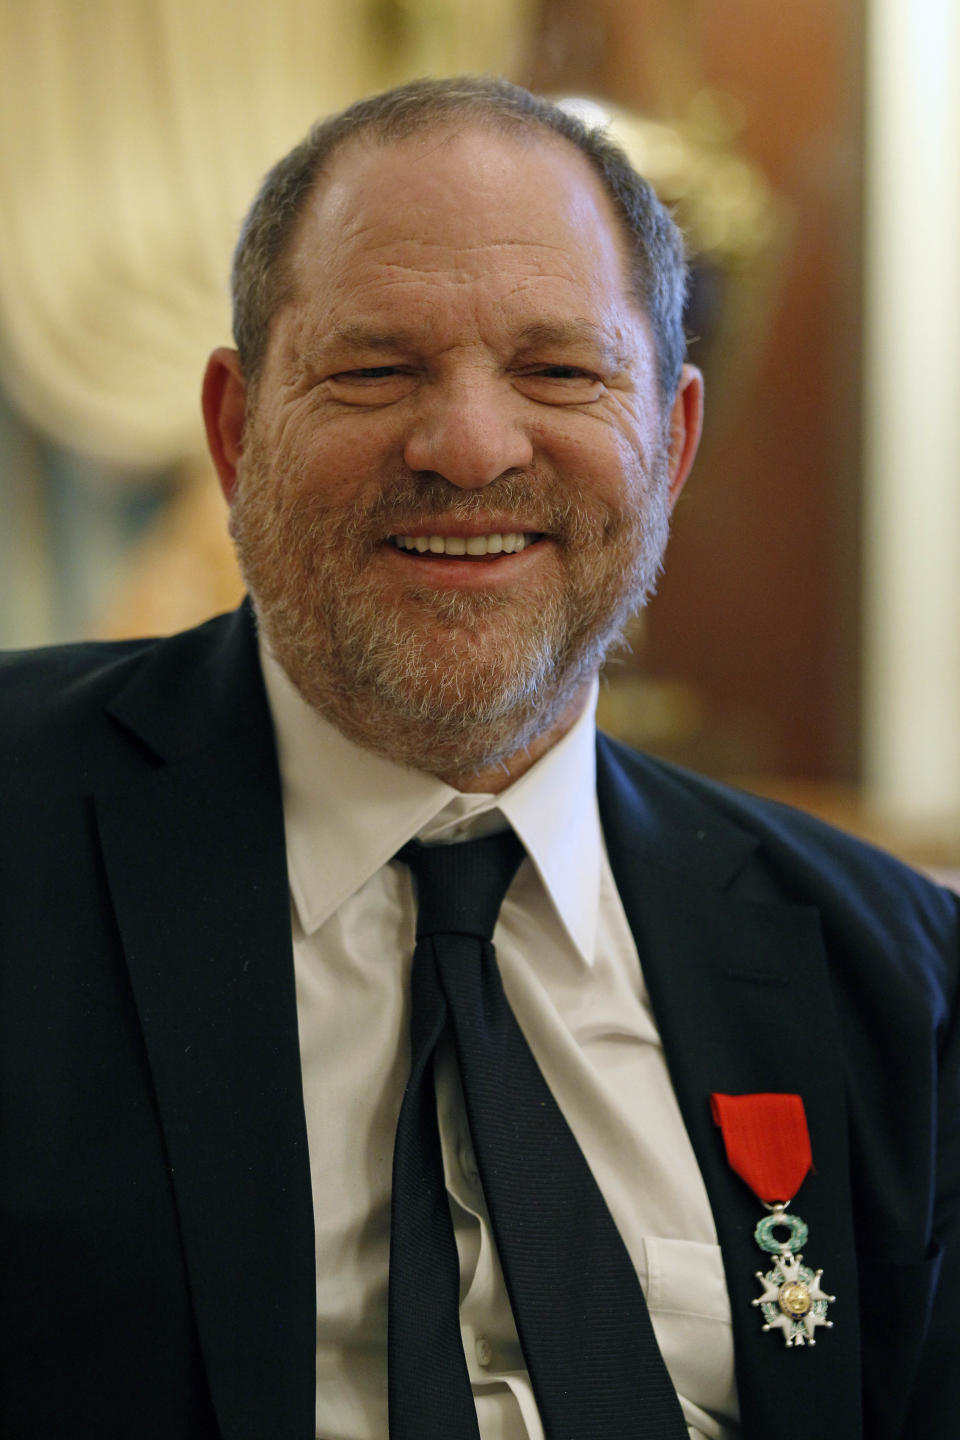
[[290, 234, 608, 308], [282, 251, 626, 366]]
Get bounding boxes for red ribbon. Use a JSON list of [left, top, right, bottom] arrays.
[[710, 1092, 812, 1205]]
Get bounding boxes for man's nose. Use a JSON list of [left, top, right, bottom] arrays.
[[402, 382, 534, 489]]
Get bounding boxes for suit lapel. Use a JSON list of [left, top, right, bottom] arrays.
[[92, 608, 315, 1440], [597, 736, 863, 1440]]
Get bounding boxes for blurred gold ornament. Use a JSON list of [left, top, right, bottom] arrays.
[[558, 93, 789, 425]]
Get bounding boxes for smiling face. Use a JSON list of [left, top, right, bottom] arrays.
[[205, 124, 702, 789]]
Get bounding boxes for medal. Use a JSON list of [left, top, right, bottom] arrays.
[[710, 1092, 836, 1347]]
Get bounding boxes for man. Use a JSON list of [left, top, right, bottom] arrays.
[[0, 77, 956, 1440]]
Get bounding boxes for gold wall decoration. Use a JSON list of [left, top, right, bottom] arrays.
[[558, 92, 788, 433]]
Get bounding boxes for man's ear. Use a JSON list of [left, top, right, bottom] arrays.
[[202, 347, 248, 504], [664, 363, 704, 511]]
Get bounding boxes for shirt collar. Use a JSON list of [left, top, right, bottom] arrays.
[[259, 640, 602, 966]]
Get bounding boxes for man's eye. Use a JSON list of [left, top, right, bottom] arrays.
[[516, 366, 603, 404], [326, 366, 415, 403], [336, 366, 402, 380], [536, 365, 591, 380]]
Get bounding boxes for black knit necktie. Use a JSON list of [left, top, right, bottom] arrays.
[[388, 830, 688, 1439]]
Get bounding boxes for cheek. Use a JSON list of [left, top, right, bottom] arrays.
[[536, 412, 649, 510], [270, 413, 399, 510]]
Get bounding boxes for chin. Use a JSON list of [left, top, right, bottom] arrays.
[[259, 587, 614, 780]]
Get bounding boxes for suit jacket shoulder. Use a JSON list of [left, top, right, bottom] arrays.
[[597, 728, 958, 964], [1, 606, 258, 755]]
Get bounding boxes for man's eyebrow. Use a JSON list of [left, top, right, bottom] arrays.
[[324, 323, 416, 354], [308, 319, 629, 363], [514, 320, 627, 364]]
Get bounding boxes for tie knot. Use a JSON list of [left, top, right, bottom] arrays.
[[398, 829, 525, 941]]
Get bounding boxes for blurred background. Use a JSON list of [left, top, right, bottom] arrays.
[[1, 0, 958, 873]]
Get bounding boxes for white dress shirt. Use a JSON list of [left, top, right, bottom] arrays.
[[260, 644, 741, 1440]]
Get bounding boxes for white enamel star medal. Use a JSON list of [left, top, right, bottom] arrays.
[[752, 1203, 835, 1345], [711, 1092, 836, 1348]]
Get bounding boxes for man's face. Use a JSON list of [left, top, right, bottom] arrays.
[[223, 126, 699, 783]]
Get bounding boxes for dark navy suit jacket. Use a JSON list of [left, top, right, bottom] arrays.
[[2, 603, 957, 1439]]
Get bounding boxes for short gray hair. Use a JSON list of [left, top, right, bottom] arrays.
[[231, 75, 689, 402]]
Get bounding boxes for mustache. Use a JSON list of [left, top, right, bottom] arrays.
[[359, 470, 574, 529], [277, 468, 631, 548]]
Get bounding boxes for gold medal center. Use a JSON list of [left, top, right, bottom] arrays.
[[778, 1281, 812, 1317]]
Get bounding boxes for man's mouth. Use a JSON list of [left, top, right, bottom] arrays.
[[390, 532, 542, 557]]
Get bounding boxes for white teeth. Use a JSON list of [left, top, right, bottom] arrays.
[[393, 533, 536, 556]]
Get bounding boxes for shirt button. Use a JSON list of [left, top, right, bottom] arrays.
[[475, 1334, 493, 1368]]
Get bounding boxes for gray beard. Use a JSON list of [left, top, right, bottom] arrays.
[[230, 445, 672, 779]]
